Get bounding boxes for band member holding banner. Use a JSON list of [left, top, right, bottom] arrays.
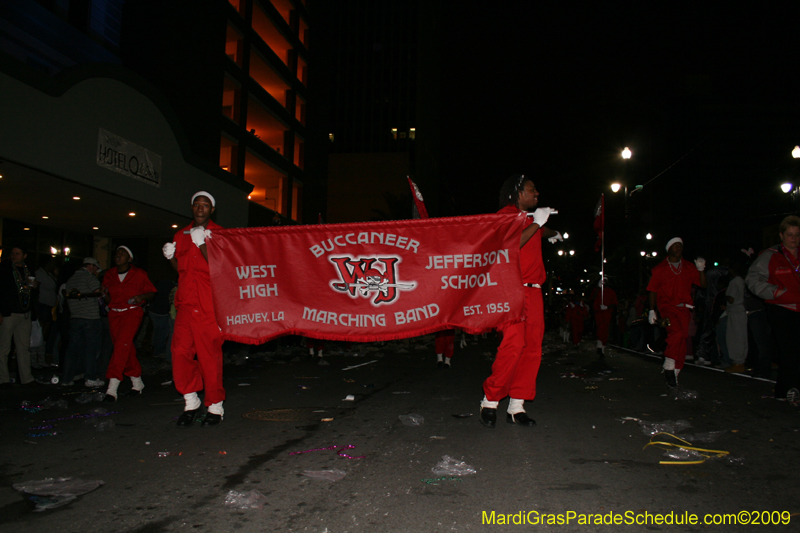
[[480, 175, 558, 428], [163, 192, 226, 427], [647, 237, 706, 389]]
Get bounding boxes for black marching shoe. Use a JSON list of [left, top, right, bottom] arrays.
[[121, 389, 143, 398], [176, 408, 201, 428], [103, 393, 117, 403], [479, 407, 497, 429], [507, 412, 537, 426], [664, 369, 678, 388], [201, 413, 222, 427]]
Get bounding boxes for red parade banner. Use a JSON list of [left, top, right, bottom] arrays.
[[205, 213, 527, 344]]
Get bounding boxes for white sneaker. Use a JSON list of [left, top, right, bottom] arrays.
[[85, 379, 106, 388], [695, 357, 712, 366]]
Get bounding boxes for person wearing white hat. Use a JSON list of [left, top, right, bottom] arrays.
[[162, 191, 226, 427], [101, 246, 156, 401], [646, 238, 707, 388]]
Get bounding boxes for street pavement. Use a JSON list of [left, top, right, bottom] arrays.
[[0, 334, 798, 532]]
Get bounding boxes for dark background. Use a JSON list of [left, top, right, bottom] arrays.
[[433, 2, 800, 272]]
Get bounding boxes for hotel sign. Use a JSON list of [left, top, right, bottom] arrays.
[[97, 128, 162, 187]]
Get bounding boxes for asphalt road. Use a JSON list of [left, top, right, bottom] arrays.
[[1, 334, 798, 532]]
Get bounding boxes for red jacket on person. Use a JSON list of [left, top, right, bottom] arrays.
[[746, 245, 800, 312]]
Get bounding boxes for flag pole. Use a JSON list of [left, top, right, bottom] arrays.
[[600, 193, 605, 304]]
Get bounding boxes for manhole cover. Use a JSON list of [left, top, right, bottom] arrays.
[[242, 407, 355, 422]]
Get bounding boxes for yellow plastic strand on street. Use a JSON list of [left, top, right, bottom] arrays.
[[643, 432, 730, 465]]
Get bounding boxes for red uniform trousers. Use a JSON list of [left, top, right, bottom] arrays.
[[660, 305, 691, 369], [435, 330, 455, 358], [569, 317, 584, 345], [483, 287, 544, 401], [595, 309, 613, 346], [106, 309, 144, 380], [171, 305, 225, 406]]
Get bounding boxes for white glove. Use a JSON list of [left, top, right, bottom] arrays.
[[190, 226, 206, 247], [648, 310, 657, 325], [162, 242, 176, 260], [600, 305, 608, 311], [532, 207, 554, 227], [694, 257, 706, 272], [547, 231, 563, 244]]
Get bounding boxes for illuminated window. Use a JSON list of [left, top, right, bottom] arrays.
[[270, 0, 293, 25], [245, 150, 288, 214], [295, 95, 306, 125], [246, 95, 289, 157], [220, 134, 238, 174], [296, 55, 308, 85], [294, 135, 304, 169], [299, 17, 309, 49], [221, 76, 241, 122], [292, 180, 303, 222], [252, 2, 291, 67], [226, 23, 244, 66], [250, 51, 290, 108], [391, 128, 398, 140], [409, 127, 416, 140]]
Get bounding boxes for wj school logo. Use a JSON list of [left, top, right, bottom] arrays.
[[329, 256, 416, 305]]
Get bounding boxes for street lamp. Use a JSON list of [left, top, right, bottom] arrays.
[[646, 233, 652, 240], [622, 147, 632, 160], [610, 182, 622, 193], [781, 183, 793, 193], [792, 146, 800, 159], [563, 232, 569, 239]]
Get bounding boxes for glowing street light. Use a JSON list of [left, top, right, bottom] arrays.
[[569, 250, 575, 256], [563, 232, 569, 239], [646, 233, 652, 240], [557, 250, 564, 256], [611, 182, 622, 193], [792, 146, 800, 159], [621, 147, 632, 160], [781, 183, 793, 194]]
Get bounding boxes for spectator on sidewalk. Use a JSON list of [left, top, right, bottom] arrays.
[[0, 246, 36, 386], [746, 215, 800, 402], [61, 258, 104, 388]]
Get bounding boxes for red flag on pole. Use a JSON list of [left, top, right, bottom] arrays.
[[593, 194, 604, 251], [407, 177, 429, 219]]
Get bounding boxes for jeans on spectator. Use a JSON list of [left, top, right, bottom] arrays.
[[61, 318, 101, 383], [766, 304, 800, 398], [715, 316, 732, 367], [149, 311, 173, 363], [747, 310, 772, 379]]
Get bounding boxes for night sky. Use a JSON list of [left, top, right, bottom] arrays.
[[435, 3, 800, 271]]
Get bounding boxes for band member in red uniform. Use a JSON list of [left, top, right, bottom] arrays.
[[565, 296, 589, 345], [163, 191, 225, 427], [592, 277, 617, 358], [435, 329, 455, 368], [102, 246, 155, 401], [480, 174, 559, 428], [647, 237, 707, 388]]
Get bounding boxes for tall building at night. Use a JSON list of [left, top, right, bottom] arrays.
[[315, 0, 442, 223], [0, 0, 314, 276]]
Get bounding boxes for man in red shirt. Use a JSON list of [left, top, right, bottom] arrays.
[[592, 278, 617, 358], [647, 237, 707, 388], [162, 192, 225, 428], [102, 246, 156, 401], [480, 175, 559, 428]]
